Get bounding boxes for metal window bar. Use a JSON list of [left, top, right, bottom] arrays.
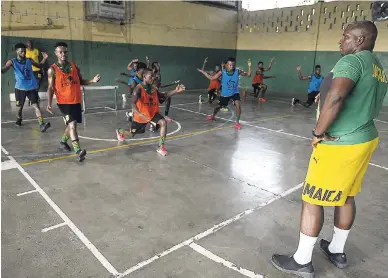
[[81, 85, 118, 114], [185, 1, 239, 10]]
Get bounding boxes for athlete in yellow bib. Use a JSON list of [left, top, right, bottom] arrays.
[[272, 21, 387, 278]]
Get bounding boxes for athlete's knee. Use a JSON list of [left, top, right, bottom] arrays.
[[158, 118, 167, 127], [262, 84, 268, 90], [68, 120, 77, 130]]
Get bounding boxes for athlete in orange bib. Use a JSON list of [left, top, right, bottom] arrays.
[[46, 42, 100, 162], [116, 68, 185, 156], [200, 57, 221, 104]]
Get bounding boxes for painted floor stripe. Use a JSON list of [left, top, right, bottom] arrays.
[[174, 106, 388, 171], [2, 160, 18, 171], [42, 222, 67, 233], [189, 243, 264, 278], [118, 182, 304, 277], [17, 189, 38, 196], [1, 146, 119, 276]]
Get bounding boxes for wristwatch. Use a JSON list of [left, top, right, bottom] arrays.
[[312, 130, 325, 139]]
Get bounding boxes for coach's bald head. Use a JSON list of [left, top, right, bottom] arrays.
[[339, 21, 378, 56]]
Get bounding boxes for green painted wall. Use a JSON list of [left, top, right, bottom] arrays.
[[236, 50, 388, 105], [1, 36, 236, 96]]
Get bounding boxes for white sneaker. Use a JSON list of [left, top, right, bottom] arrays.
[[291, 98, 296, 106]]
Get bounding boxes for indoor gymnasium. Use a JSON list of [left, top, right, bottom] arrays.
[[1, 1, 387, 278]]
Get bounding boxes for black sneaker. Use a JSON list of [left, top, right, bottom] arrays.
[[40, 122, 51, 132], [319, 239, 348, 269], [59, 141, 71, 152], [15, 118, 22, 127], [77, 149, 87, 162], [271, 254, 315, 278]]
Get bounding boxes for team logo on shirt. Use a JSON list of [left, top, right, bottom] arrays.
[[227, 80, 236, 90], [61, 75, 79, 87]]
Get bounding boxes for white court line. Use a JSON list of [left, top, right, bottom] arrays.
[[174, 106, 388, 171], [118, 183, 304, 278], [0, 101, 199, 124], [17, 189, 38, 196], [368, 163, 388, 171], [1, 146, 9, 155], [1, 146, 119, 276], [375, 119, 388, 124], [172, 106, 310, 140], [41, 222, 67, 233], [79, 120, 182, 142], [1, 160, 18, 171], [189, 243, 264, 278]]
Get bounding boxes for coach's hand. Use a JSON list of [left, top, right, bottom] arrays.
[[312, 133, 339, 148]]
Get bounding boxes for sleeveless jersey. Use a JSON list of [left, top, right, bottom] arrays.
[[26, 48, 40, 72], [252, 73, 264, 84], [52, 62, 82, 104], [221, 69, 239, 97], [133, 84, 160, 123], [127, 69, 137, 85], [308, 74, 324, 93], [12, 58, 38, 91], [208, 72, 221, 90], [133, 76, 143, 85]]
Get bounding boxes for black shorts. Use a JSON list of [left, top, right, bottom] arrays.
[[131, 113, 164, 135], [218, 93, 241, 107], [15, 88, 39, 107], [57, 103, 83, 125], [307, 91, 320, 106]]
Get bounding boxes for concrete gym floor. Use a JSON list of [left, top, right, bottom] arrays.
[[1, 91, 388, 278]]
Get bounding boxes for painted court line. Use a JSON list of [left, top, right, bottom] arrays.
[[41, 222, 67, 233], [176, 106, 388, 171], [17, 189, 38, 196], [79, 120, 182, 142], [189, 243, 264, 278], [0, 102, 199, 124], [1, 146, 119, 277], [375, 119, 388, 124], [19, 114, 284, 167], [1, 160, 18, 171], [118, 183, 304, 277]]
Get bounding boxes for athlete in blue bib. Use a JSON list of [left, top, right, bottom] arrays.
[[292, 64, 324, 108], [198, 57, 252, 130], [1, 43, 51, 131]]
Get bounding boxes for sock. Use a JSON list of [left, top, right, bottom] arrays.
[[72, 139, 81, 154], [328, 226, 350, 254], [61, 134, 70, 143], [159, 136, 165, 147], [118, 128, 124, 135], [293, 232, 318, 265], [236, 116, 240, 123], [38, 116, 44, 125]]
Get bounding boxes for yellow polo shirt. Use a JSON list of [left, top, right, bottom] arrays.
[[26, 48, 40, 72]]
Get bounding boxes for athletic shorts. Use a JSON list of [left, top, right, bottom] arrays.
[[208, 89, 218, 97], [306, 91, 320, 106], [302, 137, 379, 206], [218, 93, 241, 107], [57, 103, 83, 125], [252, 83, 264, 88], [15, 88, 39, 106], [131, 113, 164, 135]]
